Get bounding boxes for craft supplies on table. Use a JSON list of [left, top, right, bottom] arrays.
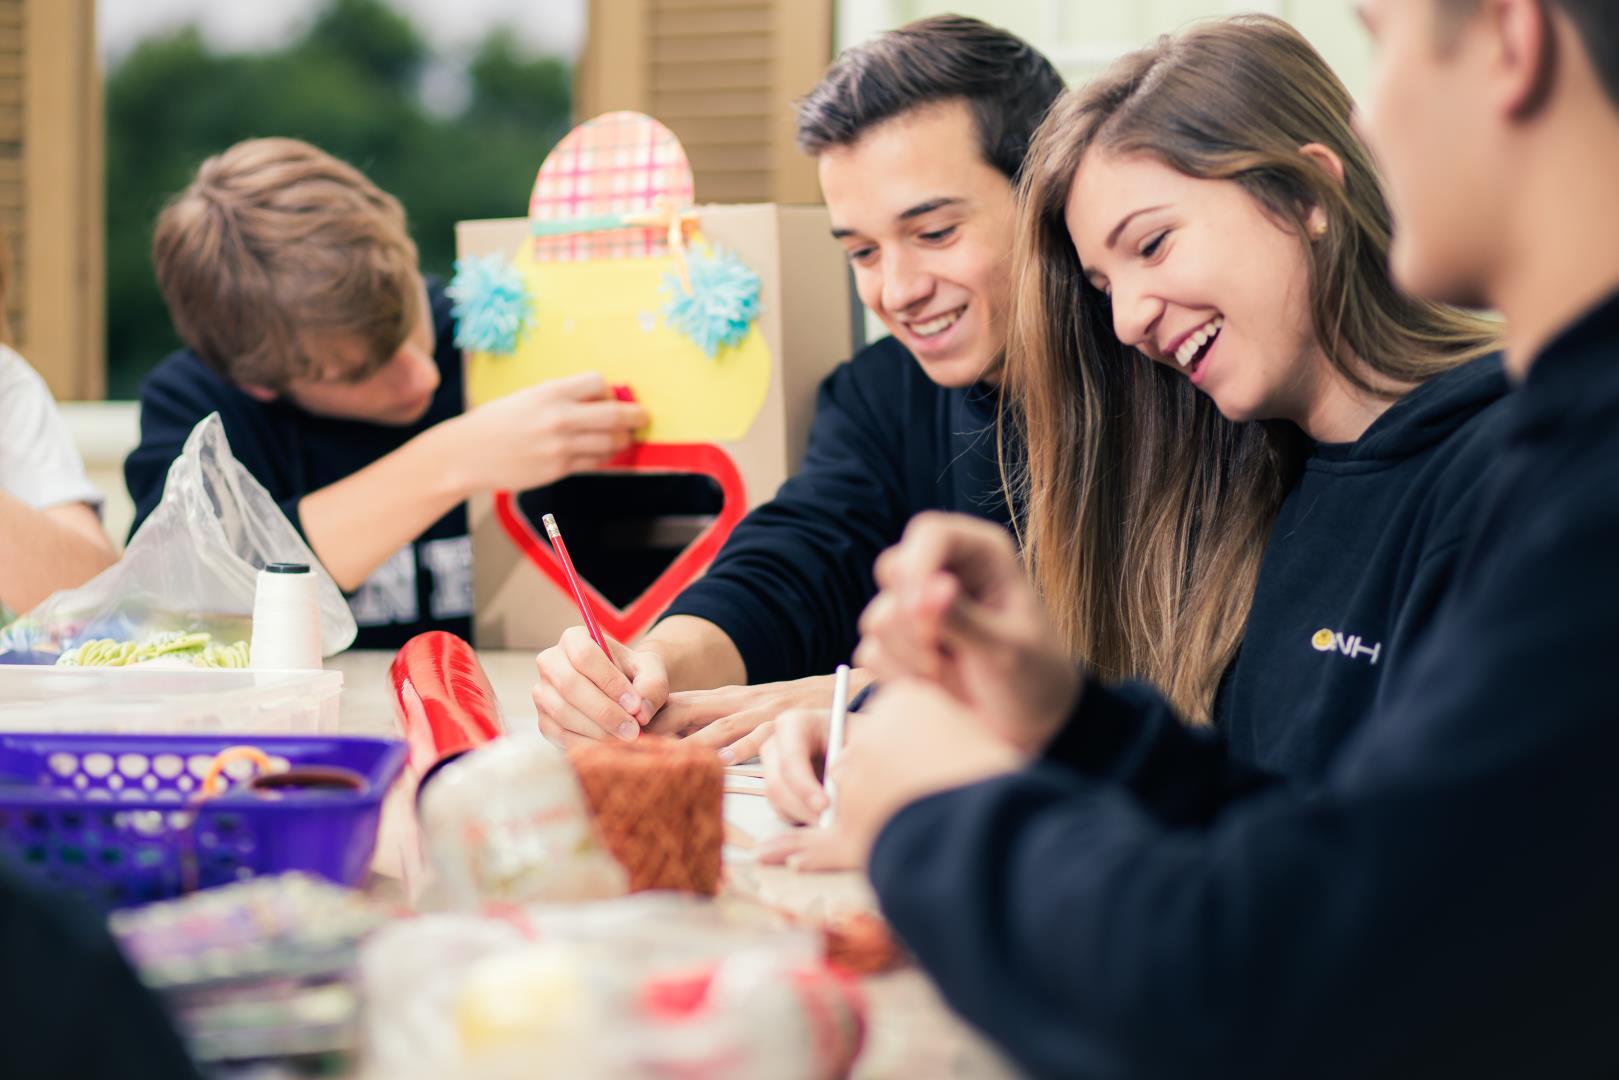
[[817, 911, 906, 977], [249, 562, 323, 671], [56, 630, 251, 668], [0, 665, 343, 734], [111, 872, 393, 1066], [418, 734, 628, 908], [358, 915, 528, 1074], [0, 732, 404, 907], [418, 732, 726, 907], [820, 663, 853, 828], [567, 735, 725, 894], [541, 513, 614, 659], [387, 630, 506, 781], [399, 632, 727, 902], [336, 644, 1017, 1079], [360, 894, 865, 1080], [0, 415, 357, 663]]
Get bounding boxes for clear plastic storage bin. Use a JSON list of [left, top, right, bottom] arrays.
[[0, 666, 343, 734]]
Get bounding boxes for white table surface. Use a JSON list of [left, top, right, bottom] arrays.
[[326, 648, 1016, 1079]]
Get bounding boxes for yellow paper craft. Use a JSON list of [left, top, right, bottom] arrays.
[[465, 246, 771, 445]]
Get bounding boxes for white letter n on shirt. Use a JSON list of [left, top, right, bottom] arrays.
[[423, 535, 473, 621], [349, 546, 419, 628]]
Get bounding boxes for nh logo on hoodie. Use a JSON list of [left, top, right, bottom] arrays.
[[1312, 628, 1382, 665]]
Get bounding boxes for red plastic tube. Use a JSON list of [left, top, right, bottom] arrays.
[[389, 631, 503, 789]]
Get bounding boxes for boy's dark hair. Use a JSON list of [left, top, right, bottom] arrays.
[[1441, 0, 1619, 108], [795, 15, 1064, 183]]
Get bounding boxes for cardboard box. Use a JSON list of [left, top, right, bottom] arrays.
[[454, 119, 855, 649]]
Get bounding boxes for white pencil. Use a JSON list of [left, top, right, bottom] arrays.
[[819, 663, 852, 828]]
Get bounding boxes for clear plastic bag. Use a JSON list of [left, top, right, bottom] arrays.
[[418, 735, 629, 909], [0, 413, 355, 660]]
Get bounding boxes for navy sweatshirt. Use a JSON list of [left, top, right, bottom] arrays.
[[0, 859, 201, 1078], [125, 283, 471, 651], [1213, 354, 1510, 778], [869, 292, 1619, 1079], [660, 336, 1010, 684]]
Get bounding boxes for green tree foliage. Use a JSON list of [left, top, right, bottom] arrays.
[[105, 0, 572, 398], [304, 0, 427, 90]]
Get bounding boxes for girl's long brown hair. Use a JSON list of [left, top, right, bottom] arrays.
[[1004, 16, 1498, 724]]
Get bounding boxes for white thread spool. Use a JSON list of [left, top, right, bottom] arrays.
[[250, 562, 323, 670]]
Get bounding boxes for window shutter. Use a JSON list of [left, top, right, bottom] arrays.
[[0, 1, 23, 350], [16, 0, 102, 400], [576, 0, 833, 204]]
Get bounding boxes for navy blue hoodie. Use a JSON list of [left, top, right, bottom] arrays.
[[124, 283, 471, 651], [1213, 353, 1510, 778], [0, 859, 200, 1078], [661, 336, 1011, 683], [869, 293, 1619, 1078]]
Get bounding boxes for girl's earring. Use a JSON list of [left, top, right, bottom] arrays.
[[1311, 221, 1328, 240]]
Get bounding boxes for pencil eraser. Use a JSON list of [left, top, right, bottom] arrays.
[[611, 383, 637, 403]]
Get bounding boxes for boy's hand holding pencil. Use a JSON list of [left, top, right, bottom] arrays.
[[532, 513, 670, 748], [534, 622, 671, 748]]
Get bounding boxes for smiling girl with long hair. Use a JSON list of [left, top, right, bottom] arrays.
[[1002, 15, 1501, 755]]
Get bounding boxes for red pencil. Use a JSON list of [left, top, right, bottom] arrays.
[[541, 513, 613, 660]]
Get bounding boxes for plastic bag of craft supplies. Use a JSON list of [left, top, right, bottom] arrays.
[[0, 413, 355, 665]]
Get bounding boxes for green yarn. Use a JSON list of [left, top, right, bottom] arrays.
[[58, 632, 251, 669]]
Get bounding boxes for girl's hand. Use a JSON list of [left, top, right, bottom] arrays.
[[651, 670, 872, 764], [761, 680, 1023, 872], [759, 708, 836, 824]]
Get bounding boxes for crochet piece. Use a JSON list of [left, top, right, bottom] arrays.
[[447, 252, 533, 356], [661, 247, 762, 358], [567, 736, 723, 894]]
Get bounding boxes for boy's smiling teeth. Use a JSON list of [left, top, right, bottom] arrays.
[[1176, 316, 1224, 368], [912, 308, 964, 337]]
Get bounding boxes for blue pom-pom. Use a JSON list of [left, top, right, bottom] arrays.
[[447, 253, 532, 356], [661, 247, 762, 358]]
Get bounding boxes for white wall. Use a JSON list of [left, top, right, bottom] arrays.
[[836, 1, 1371, 102], [59, 401, 138, 550]]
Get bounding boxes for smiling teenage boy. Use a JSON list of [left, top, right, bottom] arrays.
[[125, 138, 646, 650], [531, 17, 1063, 750], [811, 1, 1619, 1076]]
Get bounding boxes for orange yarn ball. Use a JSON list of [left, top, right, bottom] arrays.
[[824, 912, 906, 975], [567, 736, 724, 895]]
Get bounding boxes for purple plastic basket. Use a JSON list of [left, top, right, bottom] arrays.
[[0, 733, 406, 908]]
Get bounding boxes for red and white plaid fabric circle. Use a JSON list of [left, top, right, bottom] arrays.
[[528, 111, 695, 263]]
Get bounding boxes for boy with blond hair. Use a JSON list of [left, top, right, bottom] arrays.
[[126, 137, 645, 648]]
